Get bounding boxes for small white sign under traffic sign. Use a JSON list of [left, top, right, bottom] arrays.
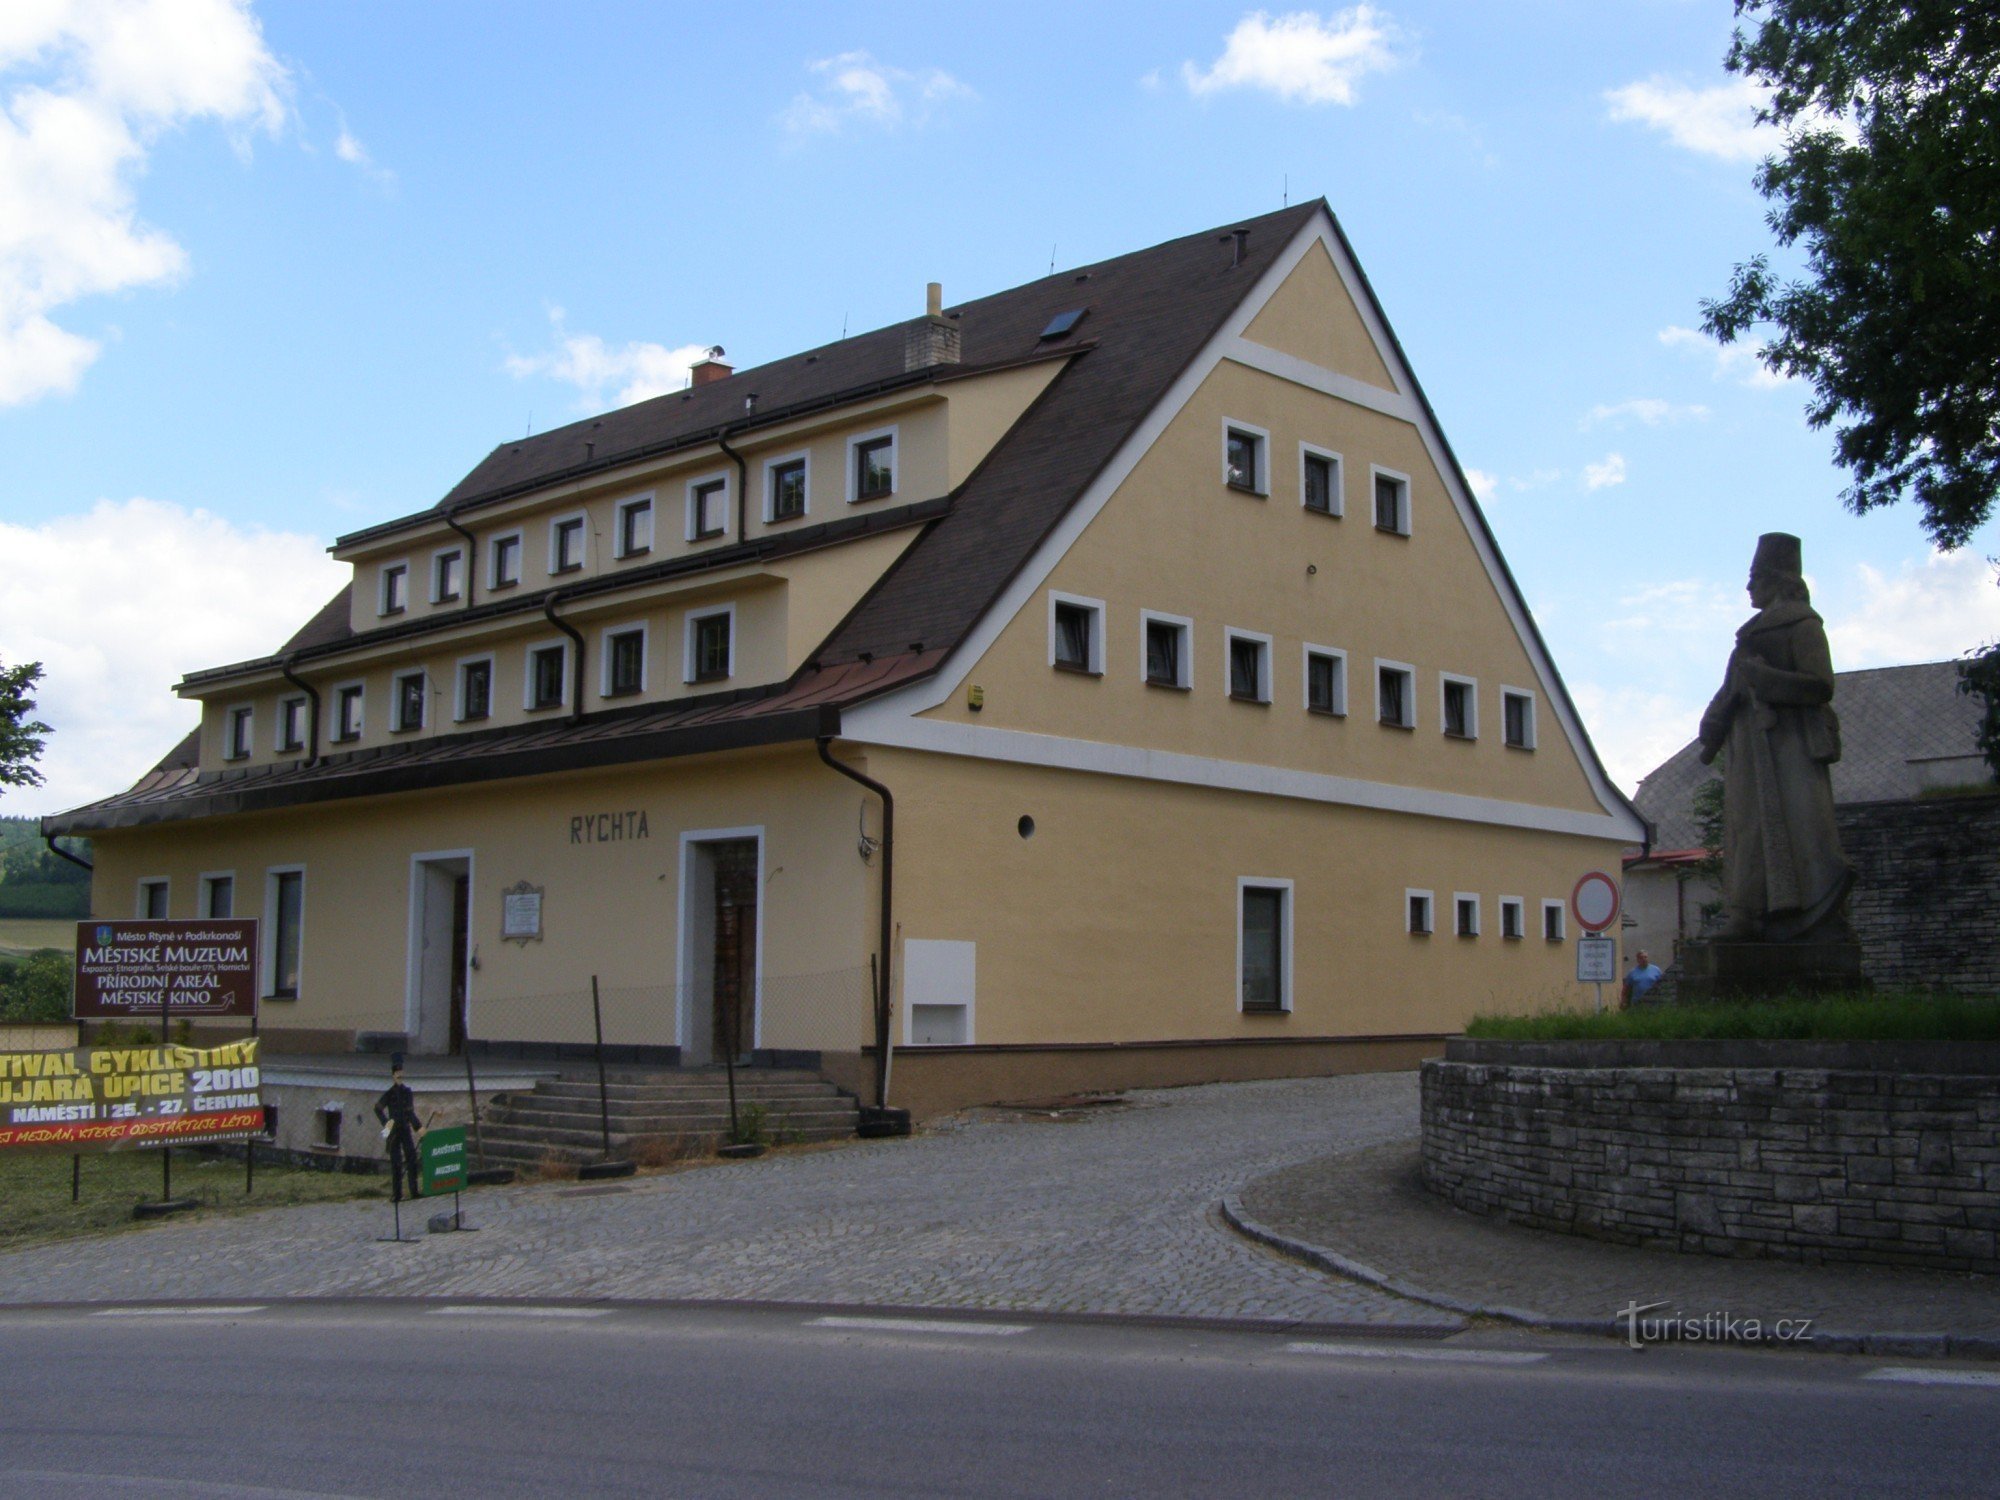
[[1576, 936, 1618, 984]]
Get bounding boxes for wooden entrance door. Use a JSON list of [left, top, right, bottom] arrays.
[[710, 841, 758, 1063]]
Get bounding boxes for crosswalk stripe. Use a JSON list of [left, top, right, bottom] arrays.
[[91, 1305, 266, 1317], [1865, 1367, 2000, 1389], [809, 1315, 1031, 1337], [428, 1305, 612, 1319], [1285, 1341, 1547, 1365]]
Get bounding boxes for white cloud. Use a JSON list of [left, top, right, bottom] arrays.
[[333, 119, 392, 184], [1570, 682, 1707, 795], [1826, 549, 2000, 669], [1604, 75, 1773, 162], [1182, 7, 1405, 106], [0, 0, 289, 405], [1582, 453, 1627, 490], [1512, 467, 1562, 491], [1582, 398, 1710, 429], [504, 307, 709, 411], [0, 497, 346, 817], [1659, 324, 1791, 389], [1462, 467, 1499, 503], [779, 50, 973, 137]]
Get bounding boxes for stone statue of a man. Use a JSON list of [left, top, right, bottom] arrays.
[[1697, 532, 1854, 943]]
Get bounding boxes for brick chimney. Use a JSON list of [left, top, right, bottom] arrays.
[[904, 282, 961, 372], [691, 346, 732, 387]]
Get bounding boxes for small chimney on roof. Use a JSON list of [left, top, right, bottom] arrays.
[[905, 283, 961, 372], [691, 344, 732, 387], [1224, 227, 1250, 268]]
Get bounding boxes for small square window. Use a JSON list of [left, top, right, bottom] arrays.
[[1442, 677, 1476, 739], [1302, 448, 1341, 516], [1143, 614, 1190, 689], [1228, 633, 1270, 703], [528, 645, 567, 710], [1306, 649, 1346, 716], [277, 697, 307, 754], [1503, 690, 1536, 750], [1407, 891, 1434, 935], [1373, 471, 1410, 535], [552, 516, 586, 573], [139, 879, 169, 919], [1225, 427, 1263, 493], [691, 480, 729, 540], [690, 612, 732, 682], [432, 549, 463, 603], [379, 564, 408, 616], [202, 875, 234, 920], [1053, 601, 1099, 673], [606, 628, 646, 696], [490, 534, 522, 590], [1377, 664, 1415, 728], [769, 459, 807, 521], [458, 660, 492, 722], [1500, 898, 1525, 941], [617, 498, 654, 558], [1240, 883, 1289, 1012], [1543, 901, 1566, 942], [854, 436, 894, 500], [392, 672, 427, 733], [1455, 895, 1480, 937], [333, 685, 363, 742], [225, 705, 253, 761]]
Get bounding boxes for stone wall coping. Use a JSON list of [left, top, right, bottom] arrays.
[[1443, 1036, 2000, 1074]]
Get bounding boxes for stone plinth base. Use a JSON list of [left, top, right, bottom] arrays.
[[1677, 939, 1869, 1002]]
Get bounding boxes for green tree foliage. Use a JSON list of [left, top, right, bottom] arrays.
[[1701, 2, 2000, 549], [1961, 643, 2000, 779], [0, 951, 72, 1024], [0, 659, 51, 790]]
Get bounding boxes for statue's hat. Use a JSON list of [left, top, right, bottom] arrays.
[[1752, 532, 1803, 578], [390, 1051, 406, 1072]]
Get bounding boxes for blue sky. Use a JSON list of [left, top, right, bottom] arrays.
[[3, 0, 1996, 817]]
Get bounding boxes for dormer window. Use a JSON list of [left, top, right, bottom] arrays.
[[277, 696, 308, 754], [432, 549, 463, 604], [686, 606, 734, 684], [690, 479, 729, 540], [552, 516, 587, 573], [768, 456, 808, 522], [851, 432, 895, 502], [392, 671, 427, 733], [616, 496, 654, 558], [527, 644, 568, 711], [379, 563, 408, 617], [490, 532, 522, 590], [224, 705, 253, 761]]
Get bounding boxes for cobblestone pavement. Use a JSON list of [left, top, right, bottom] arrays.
[[1238, 1142, 2000, 1342], [0, 1074, 1460, 1327]]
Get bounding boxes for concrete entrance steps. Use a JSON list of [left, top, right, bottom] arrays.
[[473, 1068, 858, 1171]]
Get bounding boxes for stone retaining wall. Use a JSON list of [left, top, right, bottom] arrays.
[[1842, 793, 2000, 995], [1422, 1050, 2000, 1272]]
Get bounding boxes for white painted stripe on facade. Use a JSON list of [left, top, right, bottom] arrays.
[[848, 714, 1637, 840], [1864, 1367, 2000, 1389], [428, 1305, 614, 1319], [1221, 338, 1421, 422], [1285, 1341, 1547, 1365], [91, 1305, 266, 1317], [809, 1315, 1032, 1336]]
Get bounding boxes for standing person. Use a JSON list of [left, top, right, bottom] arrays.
[[1623, 950, 1664, 1008], [374, 1054, 423, 1202]]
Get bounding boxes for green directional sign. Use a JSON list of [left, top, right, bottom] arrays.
[[419, 1125, 468, 1196]]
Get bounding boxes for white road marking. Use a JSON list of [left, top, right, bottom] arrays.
[[428, 1305, 613, 1319], [1285, 1341, 1547, 1365], [1865, 1367, 2000, 1389], [809, 1315, 1032, 1337], [91, 1305, 266, 1317]]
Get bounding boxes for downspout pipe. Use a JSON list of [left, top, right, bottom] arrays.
[[816, 736, 893, 1110], [716, 423, 750, 547], [44, 832, 92, 873], [543, 589, 588, 724], [444, 503, 479, 611], [280, 658, 321, 766]]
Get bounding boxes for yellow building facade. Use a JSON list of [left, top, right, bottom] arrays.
[[50, 204, 1643, 1118]]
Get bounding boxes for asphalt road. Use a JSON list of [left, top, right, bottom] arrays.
[[2, 1302, 1996, 1498]]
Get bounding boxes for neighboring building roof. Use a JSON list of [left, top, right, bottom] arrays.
[[1632, 659, 1992, 851]]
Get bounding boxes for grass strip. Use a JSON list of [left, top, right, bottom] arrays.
[[1465, 991, 2000, 1042]]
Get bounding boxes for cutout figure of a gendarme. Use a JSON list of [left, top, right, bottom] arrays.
[[1697, 532, 1854, 943], [374, 1054, 423, 1202]]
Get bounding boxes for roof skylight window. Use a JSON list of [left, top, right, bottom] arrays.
[[1039, 308, 1088, 340]]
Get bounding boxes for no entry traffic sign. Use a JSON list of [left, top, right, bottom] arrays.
[[1570, 871, 1621, 933]]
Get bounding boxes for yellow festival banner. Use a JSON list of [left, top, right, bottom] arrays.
[[0, 1038, 263, 1153]]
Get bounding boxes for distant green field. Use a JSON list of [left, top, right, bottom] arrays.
[[0, 918, 75, 959]]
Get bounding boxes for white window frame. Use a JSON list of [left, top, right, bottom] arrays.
[[1236, 877, 1294, 1014], [275, 694, 308, 754], [488, 529, 524, 591], [263, 864, 306, 1000], [223, 703, 254, 762], [523, 639, 571, 712], [1502, 686, 1538, 751], [763, 450, 812, 522], [600, 622, 650, 698], [454, 654, 495, 723], [1225, 627, 1274, 704], [1139, 609, 1193, 690], [548, 511, 589, 574], [1047, 591, 1106, 675], [430, 546, 464, 604], [390, 669, 428, 733], [1499, 896, 1526, 941], [1542, 900, 1567, 942], [1370, 464, 1412, 536], [1454, 892, 1481, 938], [331, 680, 365, 743], [1300, 442, 1344, 517], [1303, 644, 1347, 716], [1375, 658, 1417, 729], [614, 493, 656, 559], [685, 472, 733, 541], [377, 560, 410, 616], [683, 603, 736, 684], [1221, 417, 1271, 495], [198, 870, 237, 920], [1406, 888, 1435, 936], [846, 426, 899, 504], [136, 877, 170, 919], [1440, 672, 1479, 740]]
